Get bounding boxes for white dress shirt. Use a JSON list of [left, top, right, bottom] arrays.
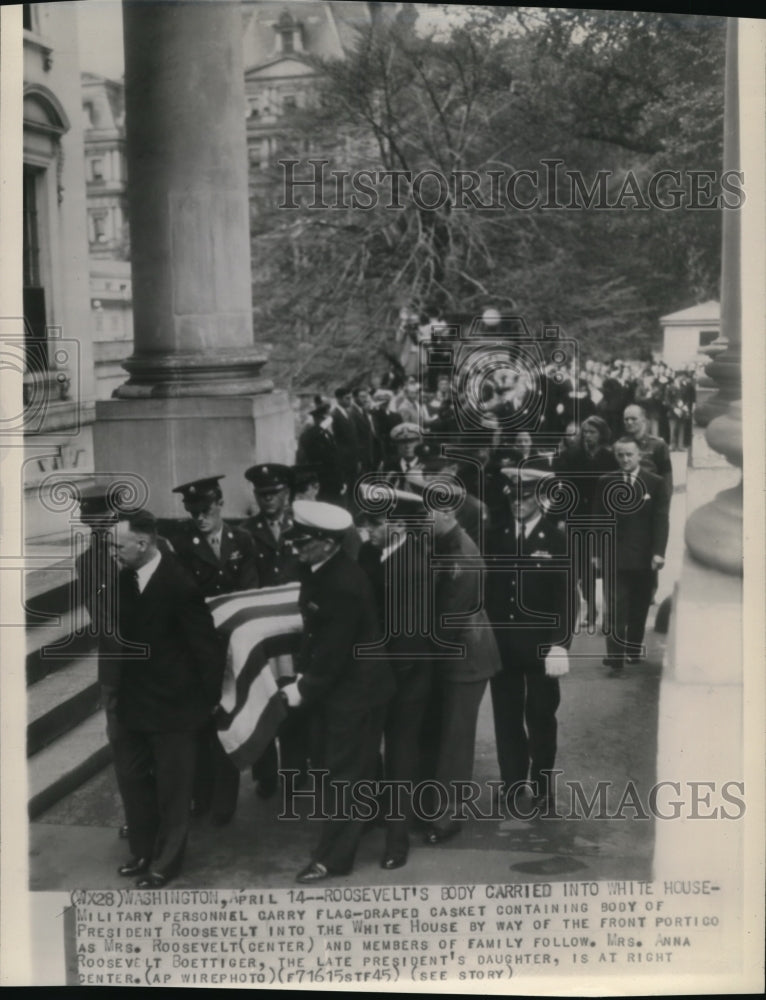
[[135, 549, 162, 593]]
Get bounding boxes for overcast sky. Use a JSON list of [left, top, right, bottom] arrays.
[[75, 0, 124, 79], [73, 0, 465, 81]]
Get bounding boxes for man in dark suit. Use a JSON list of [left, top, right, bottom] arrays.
[[296, 399, 345, 503], [350, 385, 380, 474], [622, 404, 674, 501], [485, 466, 574, 813], [420, 501, 501, 843], [331, 386, 361, 500], [595, 437, 670, 673], [281, 501, 395, 883], [74, 484, 176, 840], [169, 476, 259, 825], [357, 489, 434, 869], [110, 510, 225, 887], [370, 389, 403, 466]]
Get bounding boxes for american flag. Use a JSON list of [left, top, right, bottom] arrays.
[[207, 583, 302, 769]]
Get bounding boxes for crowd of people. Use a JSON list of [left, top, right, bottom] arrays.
[[75, 343, 680, 888]]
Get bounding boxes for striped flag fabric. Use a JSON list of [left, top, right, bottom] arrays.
[[207, 583, 302, 769]]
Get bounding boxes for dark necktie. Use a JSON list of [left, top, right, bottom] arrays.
[[125, 568, 141, 599]]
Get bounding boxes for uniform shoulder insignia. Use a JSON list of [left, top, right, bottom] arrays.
[[193, 536, 200, 545]]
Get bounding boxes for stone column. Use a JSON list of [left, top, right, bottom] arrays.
[[684, 20, 742, 576], [94, 1, 294, 517], [653, 19, 745, 904]]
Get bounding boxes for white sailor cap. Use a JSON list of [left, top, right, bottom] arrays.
[[287, 500, 352, 543]]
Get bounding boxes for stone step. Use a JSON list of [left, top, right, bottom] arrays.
[[28, 711, 112, 820], [26, 607, 97, 685], [27, 655, 102, 757]]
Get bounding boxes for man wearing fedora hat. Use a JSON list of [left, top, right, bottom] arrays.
[[485, 465, 574, 815], [281, 501, 395, 883], [296, 398, 345, 502]]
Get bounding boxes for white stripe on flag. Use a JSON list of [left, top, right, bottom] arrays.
[[219, 667, 278, 757], [219, 613, 303, 711], [210, 584, 300, 628]]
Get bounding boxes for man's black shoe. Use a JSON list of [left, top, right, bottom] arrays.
[[381, 853, 408, 871], [423, 824, 462, 845], [136, 872, 169, 889], [118, 857, 149, 877], [295, 862, 329, 883]]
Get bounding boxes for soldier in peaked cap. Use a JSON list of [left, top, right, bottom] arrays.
[[242, 464, 301, 588], [281, 501, 395, 883], [170, 476, 259, 825], [170, 477, 260, 598], [242, 463, 303, 798], [484, 464, 574, 816]]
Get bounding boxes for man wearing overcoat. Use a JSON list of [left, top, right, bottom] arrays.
[[110, 510, 225, 887]]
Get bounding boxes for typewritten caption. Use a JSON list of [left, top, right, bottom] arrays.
[[72, 879, 726, 987]]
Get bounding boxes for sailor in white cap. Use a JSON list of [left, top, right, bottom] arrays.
[[282, 501, 395, 883], [484, 464, 573, 816]]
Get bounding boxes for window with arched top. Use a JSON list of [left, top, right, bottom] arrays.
[[23, 86, 71, 375]]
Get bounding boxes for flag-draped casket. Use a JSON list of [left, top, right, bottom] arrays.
[[207, 583, 302, 769]]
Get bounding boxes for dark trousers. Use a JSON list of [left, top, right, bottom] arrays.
[[103, 684, 131, 822], [490, 666, 561, 799], [605, 569, 655, 664], [383, 662, 432, 854], [193, 721, 240, 821], [309, 702, 387, 874], [420, 675, 488, 834], [112, 728, 198, 876], [251, 709, 311, 792]]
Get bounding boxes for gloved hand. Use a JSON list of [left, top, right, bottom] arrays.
[[544, 646, 570, 677], [281, 678, 303, 708]]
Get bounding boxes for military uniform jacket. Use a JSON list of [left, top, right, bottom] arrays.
[[171, 522, 260, 597], [115, 554, 225, 733], [242, 511, 301, 587], [485, 515, 573, 670], [357, 539, 434, 661], [295, 550, 395, 712], [432, 524, 501, 683], [594, 469, 669, 572]]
